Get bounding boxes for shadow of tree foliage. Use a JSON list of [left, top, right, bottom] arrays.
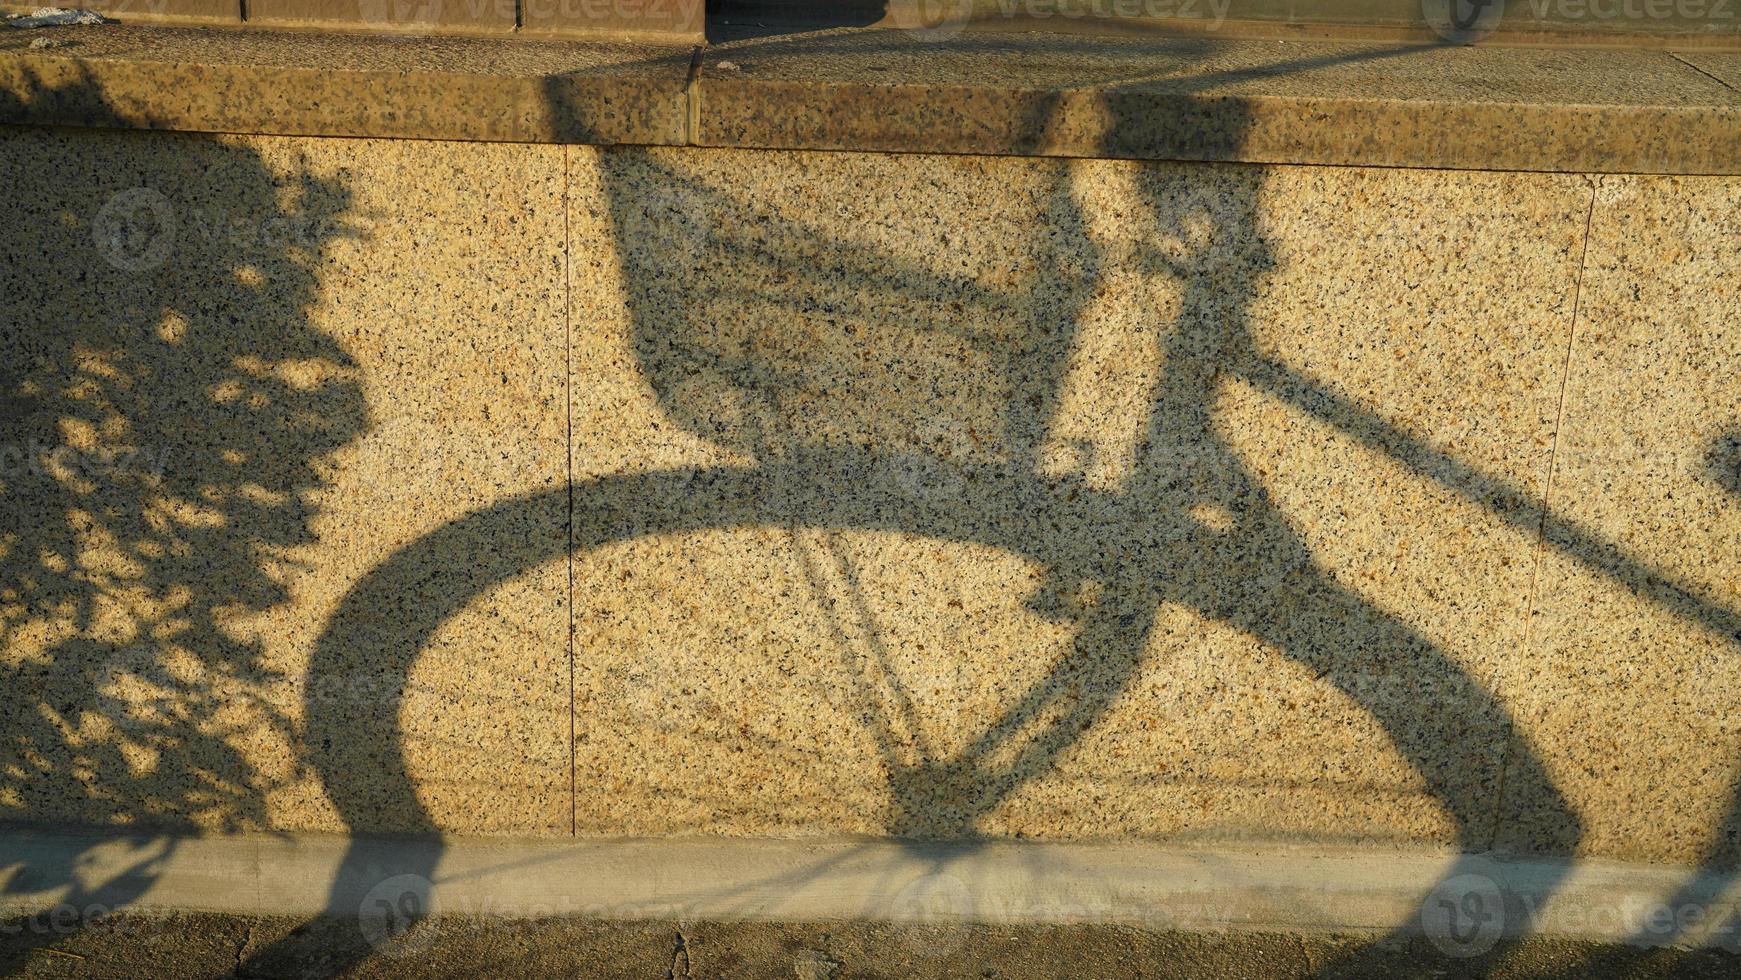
[[0, 66, 368, 971]]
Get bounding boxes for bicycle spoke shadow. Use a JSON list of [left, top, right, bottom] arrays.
[[274, 31, 1616, 975]]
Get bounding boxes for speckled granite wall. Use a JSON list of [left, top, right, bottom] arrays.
[[1496, 176, 1741, 866], [4, 125, 1739, 866]]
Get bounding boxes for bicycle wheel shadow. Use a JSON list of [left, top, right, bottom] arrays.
[[576, 40, 1576, 975], [0, 65, 368, 971], [257, 30, 1741, 979]]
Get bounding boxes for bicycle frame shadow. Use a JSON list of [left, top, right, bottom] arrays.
[[247, 30, 1741, 978]]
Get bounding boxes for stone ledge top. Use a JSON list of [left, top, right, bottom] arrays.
[[2, 22, 1740, 172], [0, 25, 697, 144]]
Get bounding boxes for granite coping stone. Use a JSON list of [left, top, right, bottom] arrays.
[[1, 22, 1740, 172], [698, 29, 1741, 172], [0, 24, 695, 144]]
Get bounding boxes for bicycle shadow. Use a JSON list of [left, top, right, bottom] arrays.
[[100, 28, 1721, 980], [249, 30, 1618, 977]]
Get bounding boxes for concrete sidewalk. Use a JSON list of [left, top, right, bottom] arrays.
[[6, 914, 1741, 979], [6, 832, 1741, 977]]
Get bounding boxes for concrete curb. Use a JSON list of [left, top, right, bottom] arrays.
[[4, 831, 1740, 950]]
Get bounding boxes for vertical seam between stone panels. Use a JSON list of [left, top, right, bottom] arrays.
[[1491, 176, 1598, 848], [684, 45, 703, 146], [564, 145, 578, 836]]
